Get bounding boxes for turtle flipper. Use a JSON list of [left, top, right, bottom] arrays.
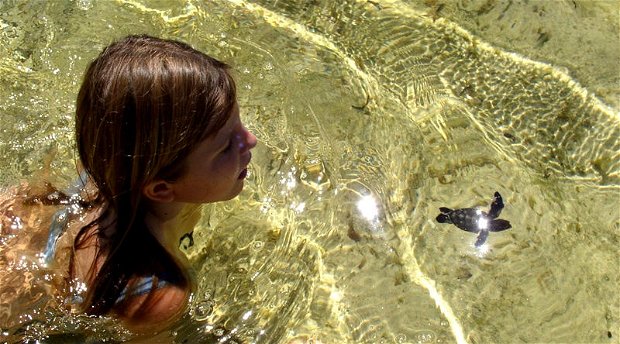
[[489, 219, 511, 232], [474, 230, 489, 247], [487, 192, 504, 218]]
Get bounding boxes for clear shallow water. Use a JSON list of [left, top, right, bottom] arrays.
[[0, 1, 618, 343]]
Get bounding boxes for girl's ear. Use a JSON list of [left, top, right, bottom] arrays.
[[143, 180, 175, 203]]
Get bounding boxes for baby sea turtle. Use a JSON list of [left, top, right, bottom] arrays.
[[436, 191, 511, 247]]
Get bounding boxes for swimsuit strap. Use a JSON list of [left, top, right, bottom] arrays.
[[66, 258, 180, 307], [115, 272, 178, 304]]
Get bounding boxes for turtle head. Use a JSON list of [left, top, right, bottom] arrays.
[[436, 213, 452, 223]]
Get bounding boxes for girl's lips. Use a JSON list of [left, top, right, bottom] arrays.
[[238, 168, 248, 179], [238, 152, 252, 180]]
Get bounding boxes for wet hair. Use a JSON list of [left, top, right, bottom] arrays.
[[72, 35, 236, 315]]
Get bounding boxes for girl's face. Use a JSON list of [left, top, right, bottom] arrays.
[[170, 103, 257, 203]]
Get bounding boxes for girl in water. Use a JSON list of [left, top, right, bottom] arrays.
[[33, 34, 257, 331]]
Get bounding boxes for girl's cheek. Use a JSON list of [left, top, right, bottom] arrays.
[[216, 151, 235, 167]]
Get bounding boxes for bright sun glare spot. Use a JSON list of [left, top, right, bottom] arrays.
[[278, 171, 297, 189], [241, 310, 253, 321], [291, 202, 305, 213], [477, 217, 489, 230], [476, 243, 490, 257], [330, 289, 343, 302], [260, 197, 272, 213], [357, 195, 379, 221], [285, 172, 297, 190]]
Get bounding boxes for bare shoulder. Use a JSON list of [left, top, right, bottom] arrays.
[[56, 209, 103, 281], [114, 283, 190, 332]]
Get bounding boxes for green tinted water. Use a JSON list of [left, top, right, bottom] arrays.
[[0, 1, 618, 343]]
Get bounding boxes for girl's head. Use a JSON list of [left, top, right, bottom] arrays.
[[73, 35, 256, 314], [76, 35, 241, 208]]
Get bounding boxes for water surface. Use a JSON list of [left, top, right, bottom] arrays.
[[0, 1, 618, 343]]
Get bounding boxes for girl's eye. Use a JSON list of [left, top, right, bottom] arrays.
[[223, 138, 233, 152]]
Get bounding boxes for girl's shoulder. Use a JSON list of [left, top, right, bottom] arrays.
[[114, 276, 190, 332], [64, 212, 191, 331]]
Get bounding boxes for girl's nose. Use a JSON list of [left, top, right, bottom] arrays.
[[239, 126, 257, 153]]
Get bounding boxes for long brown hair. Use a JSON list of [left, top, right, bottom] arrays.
[[73, 35, 236, 315]]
